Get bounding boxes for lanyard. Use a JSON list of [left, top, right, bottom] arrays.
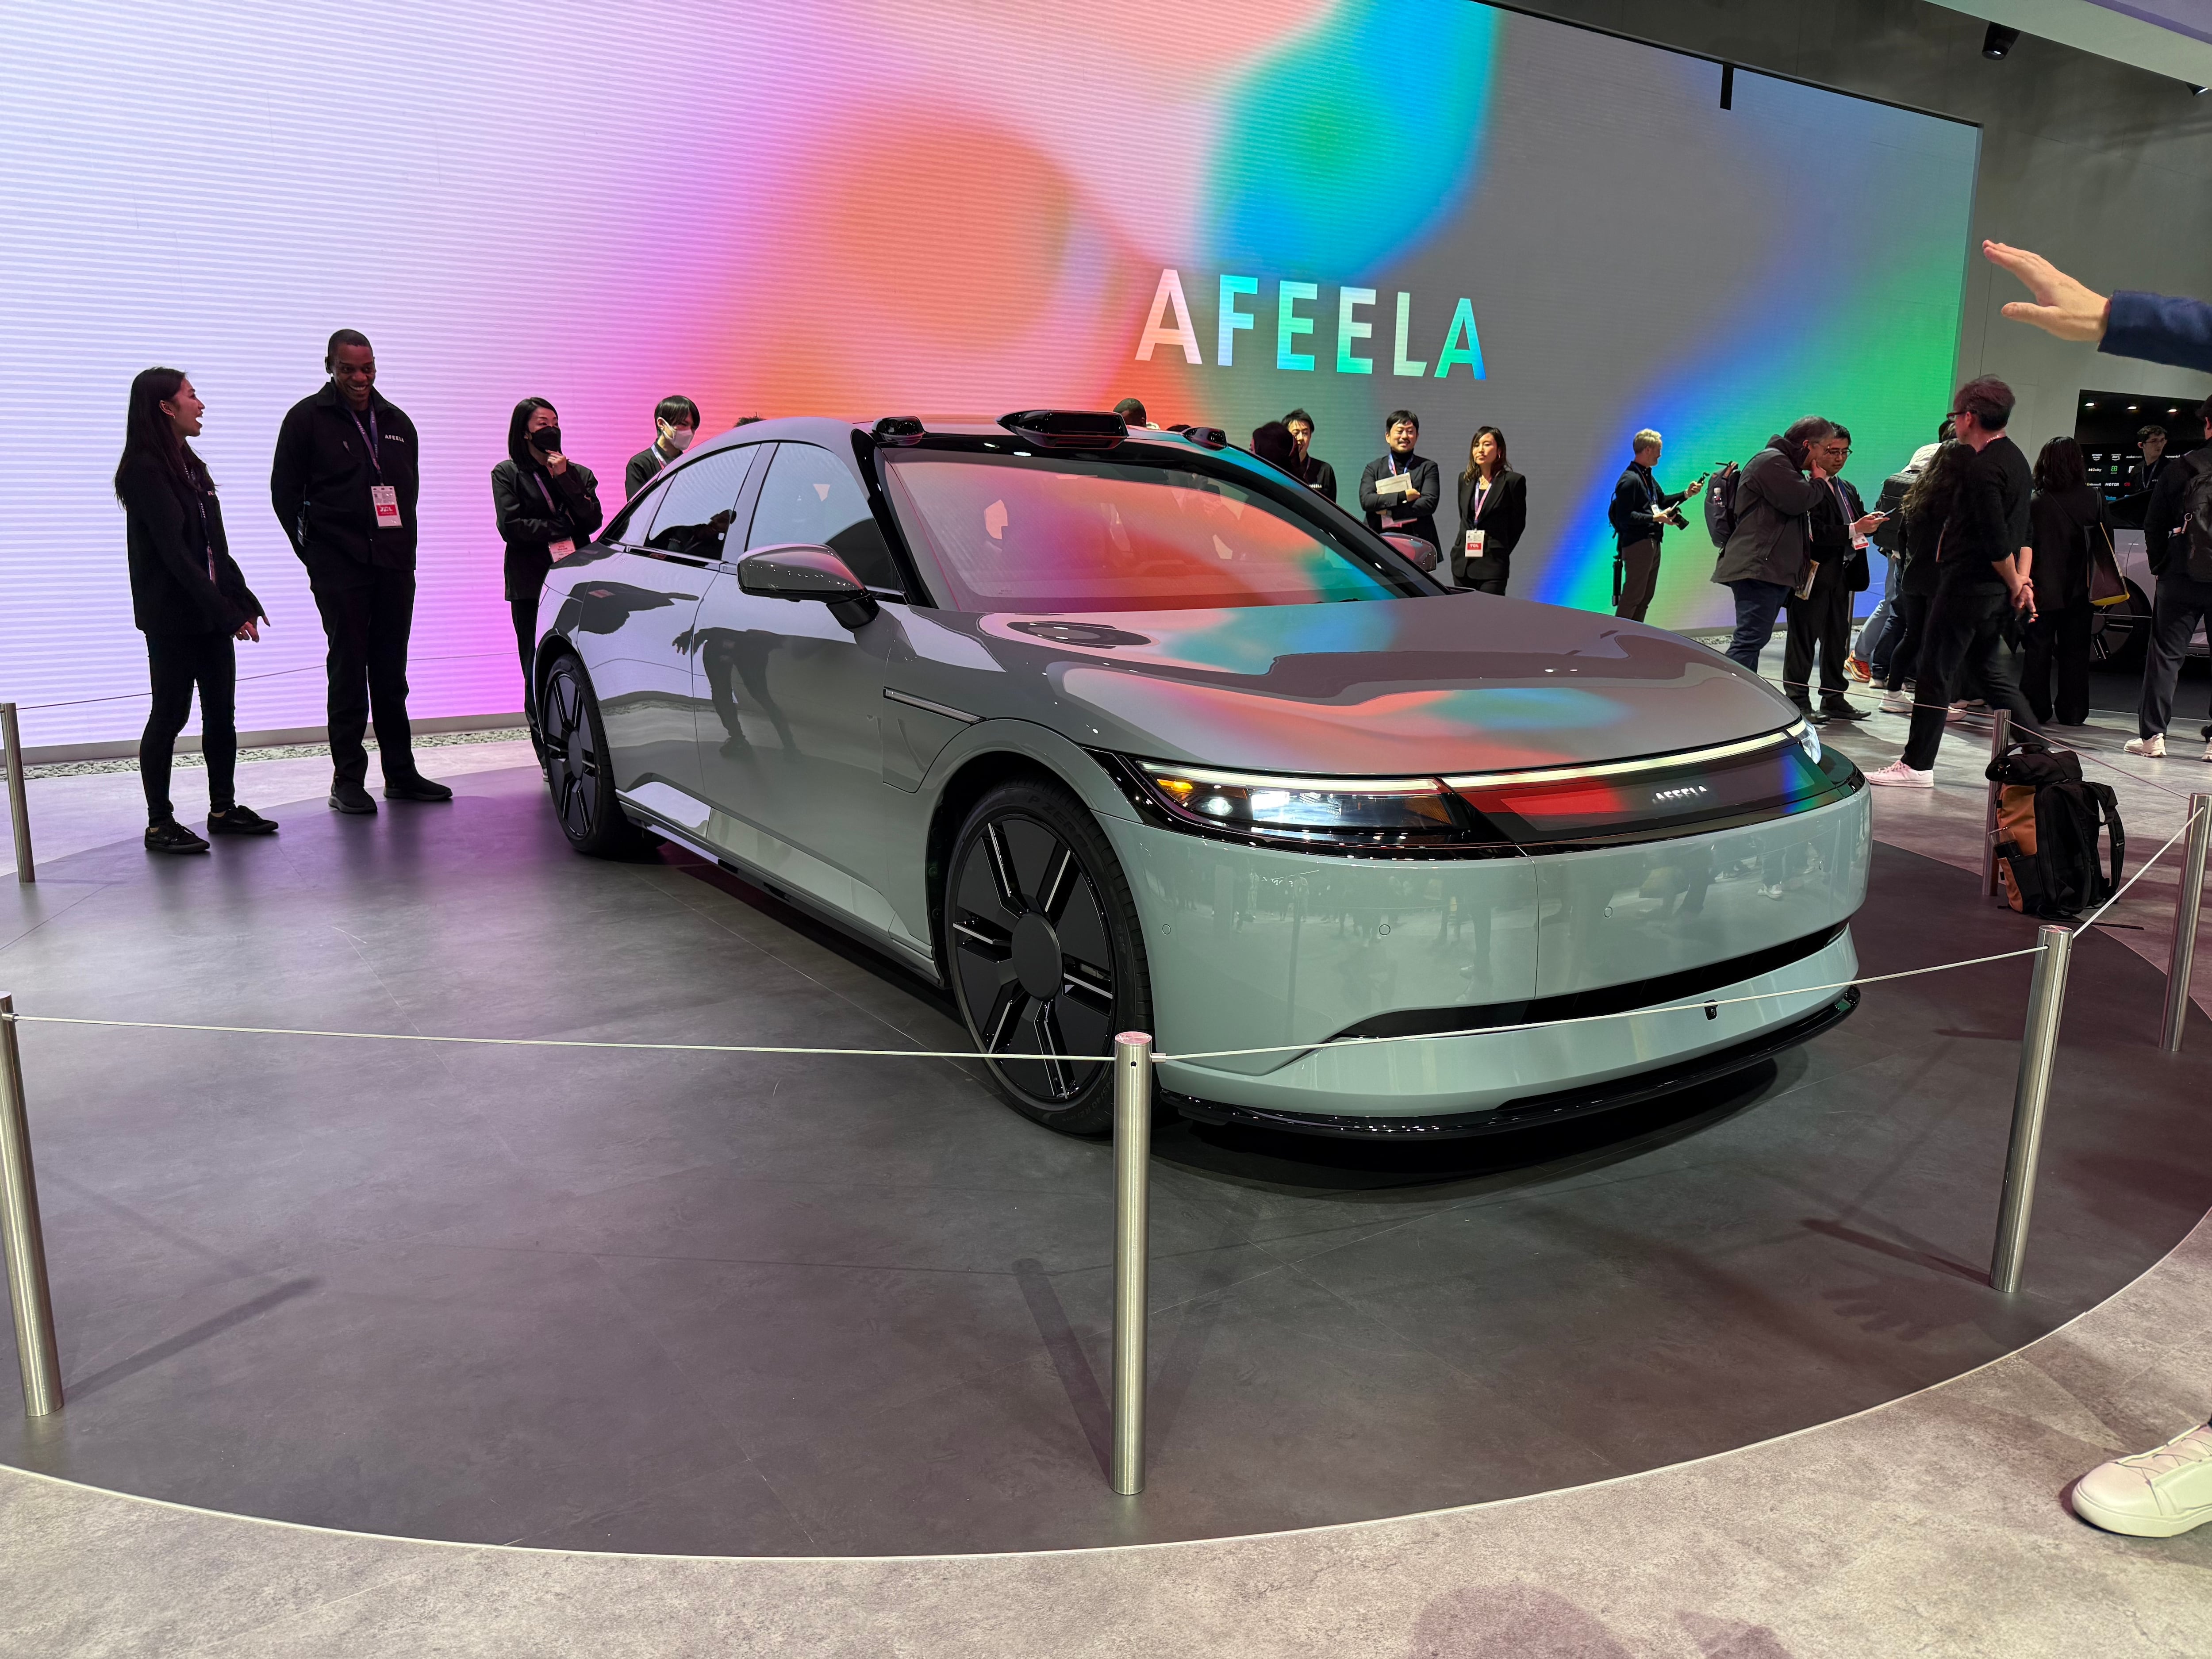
[[532, 470, 570, 529], [345, 404, 382, 479]]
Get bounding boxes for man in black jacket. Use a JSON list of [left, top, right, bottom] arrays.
[[270, 329, 449, 814], [624, 394, 700, 499], [2126, 398, 2212, 758], [1785, 425, 1878, 722], [1608, 428, 1702, 622], [1356, 410, 1441, 556], [1869, 376, 2039, 786], [1283, 409, 1338, 503]]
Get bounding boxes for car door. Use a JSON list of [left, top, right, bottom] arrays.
[[691, 441, 902, 937], [552, 451, 750, 807]]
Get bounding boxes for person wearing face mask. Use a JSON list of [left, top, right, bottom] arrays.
[[270, 328, 448, 813], [625, 395, 700, 499], [118, 367, 277, 853], [493, 399, 604, 761]]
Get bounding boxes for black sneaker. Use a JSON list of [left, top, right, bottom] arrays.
[[207, 804, 279, 836], [1791, 698, 1821, 723], [145, 819, 210, 855], [1819, 698, 1870, 723], [330, 781, 378, 815], [383, 774, 453, 803]]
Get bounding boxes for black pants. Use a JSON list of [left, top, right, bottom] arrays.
[[1782, 559, 1852, 703], [1466, 573, 1509, 596], [1882, 592, 1930, 691], [1614, 540, 1659, 621], [2138, 571, 2212, 740], [140, 630, 236, 824], [304, 550, 418, 787], [511, 591, 542, 753], [1902, 581, 2039, 771], [2023, 600, 2092, 726]]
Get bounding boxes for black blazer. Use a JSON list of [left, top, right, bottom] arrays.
[[1453, 468, 1526, 586], [1356, 453, 1442, 550], [120, 459, 262, 636], [492, 457, 604, 603]]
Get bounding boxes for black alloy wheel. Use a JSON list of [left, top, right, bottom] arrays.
[[540, 652, 639, 857], [946, 781, 1152, 1134]]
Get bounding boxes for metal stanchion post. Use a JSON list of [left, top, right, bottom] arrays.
[[1990, 926, 2074, 1294], [2161, 795, 2212, 1053], [1110, 1031, 1152, 1496], [0, 995, 61, 1414], [1982, 709, 2012, 899], [0, 703, 31, 885]]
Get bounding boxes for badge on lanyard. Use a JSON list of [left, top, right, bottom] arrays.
[[548, 537, 576, 558], [371, 483, 403, 529], [1465, 529, 1486, 556]]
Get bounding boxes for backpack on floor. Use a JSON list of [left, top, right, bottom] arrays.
[[1704, 461, 1743, 546], [1984, 738, 2125, 918]]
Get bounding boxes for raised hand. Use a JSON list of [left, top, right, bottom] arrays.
[[1984, 241, 2110, 342]]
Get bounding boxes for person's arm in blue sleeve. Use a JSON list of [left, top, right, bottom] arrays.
[[1984, 240, 2212, 372]]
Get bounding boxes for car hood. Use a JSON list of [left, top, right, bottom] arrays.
[[889, 596, 1801, 776]]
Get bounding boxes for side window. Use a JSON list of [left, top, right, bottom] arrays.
[[748, 442, 900, 591], [645, 447, 754, 561], [604, 474, 670, 546]]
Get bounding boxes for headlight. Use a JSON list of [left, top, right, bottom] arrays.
[[1790, 718, 1821, 767], [1136, 761, 1463, 847]]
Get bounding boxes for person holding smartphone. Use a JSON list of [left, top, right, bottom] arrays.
[[492, 398, 603, 761], [1609, 429, 1703, 622]]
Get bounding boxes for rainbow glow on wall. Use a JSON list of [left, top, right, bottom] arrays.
[[1, 0, 1975, 749]]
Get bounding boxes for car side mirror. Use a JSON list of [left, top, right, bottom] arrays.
[[1382, 533, 1440, 573], [736, 543, 880, 628]]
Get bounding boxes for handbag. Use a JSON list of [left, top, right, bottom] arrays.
[[2086, 522, 2128, 607]]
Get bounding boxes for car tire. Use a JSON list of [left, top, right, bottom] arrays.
[[2090, 580, 2151, 676], [945, 780, 1154, 1136], [539, 651, 649, 858]]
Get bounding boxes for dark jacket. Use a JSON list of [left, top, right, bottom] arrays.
[[269, 383, 420, 569], [492, 457, 604, 603], [2028, 485, 2105, 608], [1357, 452, 1441, 550], [1712, 436, 1824, 589], [1807, 476, 1870, 592], [1453, 468, 1526, 586], [2143, 442, 2209, 576], [119, 459, 263, 636], [1608, 461, 1688, 550], [626, 443, 675, 500], [2105, 291, 2212, 373], [1898, 496, 1949, 599], [1290, 453, 1338, 503], [1949, 434, 2033, 583]]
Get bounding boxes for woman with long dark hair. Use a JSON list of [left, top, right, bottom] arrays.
[[115, 368, 274, 853], [1877, 439, 1976, 716], [2024, 435, 2105, 726], [492, 398, 603, 759], [1453, 425, 1526, 594]]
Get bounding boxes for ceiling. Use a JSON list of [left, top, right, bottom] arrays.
[[1928, 0, 2212, 81]]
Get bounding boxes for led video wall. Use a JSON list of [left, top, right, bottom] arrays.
[[1, 0, 1977, 749]]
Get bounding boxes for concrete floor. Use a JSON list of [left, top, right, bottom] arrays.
[[1, 653, 2210, 1652]]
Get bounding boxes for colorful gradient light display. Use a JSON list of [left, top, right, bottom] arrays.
[[0, 0, 1977, 750]]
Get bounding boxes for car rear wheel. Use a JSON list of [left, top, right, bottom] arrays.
[[945, 781, 1153, 1135], [540, 652, 646, 858]]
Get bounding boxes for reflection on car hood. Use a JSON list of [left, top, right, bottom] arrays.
[[926, 597, 1799, 775]]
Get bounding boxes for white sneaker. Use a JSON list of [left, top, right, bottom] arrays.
[[2071, 1421, 2212, 1537], [1863, 760, 1934, 788], [2200, 740, 2212, 764], [2125, 734, 2167, 758], [1880, 690, 1912, 715]]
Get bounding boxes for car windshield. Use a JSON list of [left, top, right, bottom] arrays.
[[882, 450, 1417, 612]]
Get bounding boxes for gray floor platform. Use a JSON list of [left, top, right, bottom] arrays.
[[0, 766, 2208, 1559]]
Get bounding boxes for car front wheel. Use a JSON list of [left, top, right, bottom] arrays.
[[946, 780, 1153, 1135], [540, 651, 644, 858]]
